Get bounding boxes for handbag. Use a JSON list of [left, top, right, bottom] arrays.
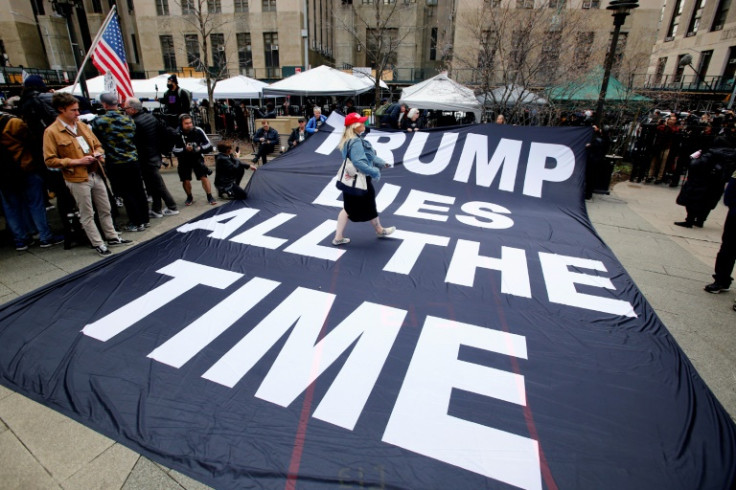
[[335, 141, 368, 195]]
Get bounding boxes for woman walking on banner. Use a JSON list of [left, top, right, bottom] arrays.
[[332, 113, 396, 246]]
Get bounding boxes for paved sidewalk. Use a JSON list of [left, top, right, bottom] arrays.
[[0, 177, 734, 489]]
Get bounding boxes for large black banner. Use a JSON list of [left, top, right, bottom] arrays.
[[1, 123, 734, 489]]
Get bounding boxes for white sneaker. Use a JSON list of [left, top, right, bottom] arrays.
[[376, 226, 396, 237], [149, 209, 163, 218], [162, 208, 180, 216]]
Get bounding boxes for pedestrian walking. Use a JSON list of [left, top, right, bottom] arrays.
[[333, 112, 395, 246]]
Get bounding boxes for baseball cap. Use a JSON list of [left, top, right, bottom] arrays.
[[345, 113, 368, 126]]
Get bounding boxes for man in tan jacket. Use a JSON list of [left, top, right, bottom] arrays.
[[43, 92, 130, 256]]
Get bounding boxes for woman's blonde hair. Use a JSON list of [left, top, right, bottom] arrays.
[[338, 123, 362, 150]]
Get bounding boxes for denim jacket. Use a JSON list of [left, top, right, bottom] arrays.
[[341, 136, 386, 181]]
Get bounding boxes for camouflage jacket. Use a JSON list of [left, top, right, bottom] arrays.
[[91, 110, 138, 165]]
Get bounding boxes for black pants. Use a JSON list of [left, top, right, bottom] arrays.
[[107, 162, 150, 226], [685, 203, 711, 226], [141, 164, 177, 213], [219, 184, 247, 200], [714, 211, 736, 286], [254, 143, 274, 164]]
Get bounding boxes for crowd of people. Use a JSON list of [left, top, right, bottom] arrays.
[[5, 71, 736, 290], [0, 74, 262, 256]]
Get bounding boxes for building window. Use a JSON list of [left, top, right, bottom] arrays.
[[485, 0, 502, 6], [517, 0, 534, 8], [674, 54, 689, 82], [666, 0, 683, 39], [208, 0, 222, 13], [548, 0, 565, 8], [262, 0, 277, 11], [654, 57, 667, 85], [362, 0, 373, 4], [366, 28, 398, 68], [574, 31, 594, 68], [581, 0, 600, 8], [182, 0, 195, 15], [429, 27, 438, 61], [696, 50, 713, 87], [235, 0, 249, 12], [722, 46, 736, 85], [237, 32, 253, 75], [156, 0, 169, 15], [711, 0, 731, 31], [131, 34, 140, 64], [185, 34, 200, 68], [127, 0, 134, 11], [160, 35, 176, 71], [264, 32, 280, 77], [540, 31, 561, 78], [426, 0, 437, 4], [686, 0, 706, 35], [91, 0, 102, 13], [31, 0, 45, 16], [509, 30, 526, 73], [211, 33, 226, 71], [383, 0, 396, 3]]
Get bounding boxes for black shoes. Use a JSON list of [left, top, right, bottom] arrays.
[[704, 282, 731, 294], [674, 221, 692, 228]]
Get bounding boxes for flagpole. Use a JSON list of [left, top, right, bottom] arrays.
[[70, 5, 117, 98]]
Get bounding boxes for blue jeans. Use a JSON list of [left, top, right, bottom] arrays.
[[0, 172, 54, 243]]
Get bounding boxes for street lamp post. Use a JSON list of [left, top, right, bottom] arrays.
[[595, 0, 639, 126]]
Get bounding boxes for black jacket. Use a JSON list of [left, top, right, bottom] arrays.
[[131, 109, 162, 166], [679, 145, 736, 210], [161, 87, 192, 117], [215, 153, 245, 190], [172, 126, 212, 165], [253, 127, 279, 146], [287, 127, 310, 149]]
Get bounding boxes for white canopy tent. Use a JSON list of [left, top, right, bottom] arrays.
[[477, 84, 548, 107], [263, 65, 387, 97], [190, 75, 268, 99], [399, 72, 482, 122], [59, 74, 205, 100]]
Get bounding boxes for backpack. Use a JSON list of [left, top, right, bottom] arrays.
[[157, 117, 178, 154]]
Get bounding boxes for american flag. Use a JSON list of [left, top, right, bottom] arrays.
[[91, 11, 134, 101]]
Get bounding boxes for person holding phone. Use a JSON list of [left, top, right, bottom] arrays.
[[43, 92, 131, 256]]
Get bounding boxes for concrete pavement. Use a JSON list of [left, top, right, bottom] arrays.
[[0, 172, 734, 489]]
